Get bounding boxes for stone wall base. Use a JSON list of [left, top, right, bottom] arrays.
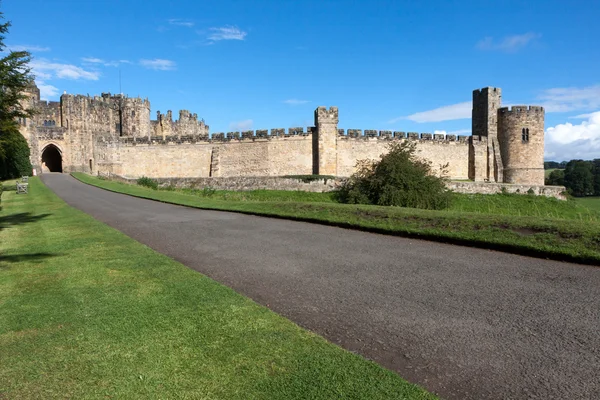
[[98, 173, 566, 200]]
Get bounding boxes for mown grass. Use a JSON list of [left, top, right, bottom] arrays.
[[176, 187, 338, 203], [577, 197, 600, 212], [157, 184, 597, 221], [73, 173, 600, 265], [0, 177, 435, 399]]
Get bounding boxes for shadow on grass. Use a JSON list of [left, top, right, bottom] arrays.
[[0, 212, 51, 231], [0, 252, 62, 270]]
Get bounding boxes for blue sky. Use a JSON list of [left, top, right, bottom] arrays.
[[3, 0, 600, 161]]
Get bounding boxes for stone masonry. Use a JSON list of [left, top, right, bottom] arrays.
[[18, 83, 546, 188]]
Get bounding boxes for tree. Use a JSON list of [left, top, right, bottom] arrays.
[[563, 160, 593, 197], [545, 169, 565, 186], [592, 159, 600, 196], [0, 10, 34, 179], [338, 141, 452, 209]]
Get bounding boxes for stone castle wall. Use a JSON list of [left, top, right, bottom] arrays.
[[336, 132, 470, 179], [18, 83, 548, 192]]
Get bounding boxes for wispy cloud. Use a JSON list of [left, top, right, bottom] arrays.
[[545, 111, 600, 161], [6, 44, 50, 52], [476, 32, 541, 52], [81, 57, 127, 67], [168, 18, 194, 27], [30, 59, 100, 80], [36, 80, 59, 100], [434, 129, 472, 135], [390, 101, 472, 123], [139, 58, 176, 71], [229, 119, 253, 131], [536, 85, 600, 113], [208, 26, 247, 41], [283, 99, 309, 105]]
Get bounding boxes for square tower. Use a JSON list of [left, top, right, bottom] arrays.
[[472, 87, 502, 138]]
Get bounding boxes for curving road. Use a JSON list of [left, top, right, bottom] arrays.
[[41, 174, 600, 400]]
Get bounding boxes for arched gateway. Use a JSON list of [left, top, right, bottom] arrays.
[[41, 144, 63, 172]]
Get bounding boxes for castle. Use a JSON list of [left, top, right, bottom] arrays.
[[17, 83, 545, 187]]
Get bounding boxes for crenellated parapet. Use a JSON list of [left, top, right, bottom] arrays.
[[153, 109, 209, 139], [336, 129, 470, 144]]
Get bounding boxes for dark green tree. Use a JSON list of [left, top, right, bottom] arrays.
[[0, 10, 34, 179], [338, 141, 452, 209], [545, 169, 565, 186], [591, 159, 600, 196], [563, 160, 593, 197]]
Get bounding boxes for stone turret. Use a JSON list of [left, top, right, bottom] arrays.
[[313, 106, 339, 175], [497, 106, 545, 185]]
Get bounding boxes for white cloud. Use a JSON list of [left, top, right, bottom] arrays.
[[390, 101, 472, 123], [434, 129, 471, 135], [536, 85, 600, 113], [168, 18, 194, 27], [139, 58, 176, 71], [476, 32, 541, 52], [570, 113, 594, 119], [82, 57, 129, 67], [208, 26, 247, 41], [36, 81, 59, 100], [6, 44, 50, 52], [229, 119, 253, 131], [82, 57, 104, 63], [30, 59, 100, 80], [545, 111, 600, 160], [283, 99, 309, 105]]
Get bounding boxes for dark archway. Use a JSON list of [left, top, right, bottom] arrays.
[[41, 145, 63, 172]]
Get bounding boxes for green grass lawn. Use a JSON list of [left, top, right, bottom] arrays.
[[0, 177, 435, 399], [74, 173, 600, 265], [576, 197, 600, 212]]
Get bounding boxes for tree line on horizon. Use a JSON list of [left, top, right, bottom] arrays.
[[545, 160, 600, 197]]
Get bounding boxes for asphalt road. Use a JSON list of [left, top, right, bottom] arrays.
[[41, 174, 600, 400]]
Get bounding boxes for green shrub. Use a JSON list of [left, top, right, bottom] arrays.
[[136, 176, 158, 190], [283, 174, 337, 183], [201, 186, 216, 197], [338, 141, 452, 209]]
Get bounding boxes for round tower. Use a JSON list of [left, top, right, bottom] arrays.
[[497, 106, 545, 185], [120, 97, 151, 138]]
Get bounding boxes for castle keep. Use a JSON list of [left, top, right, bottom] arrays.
[[18, 84, 545, 187]]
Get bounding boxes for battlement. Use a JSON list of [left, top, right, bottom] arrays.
[[62, 92, 151, 108], [498, 105, 544, 114], [336, 128, 469, 143], [315, 106, 339, 123], [473, 87, 501, 96]]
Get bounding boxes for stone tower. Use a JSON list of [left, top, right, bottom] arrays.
[[497, 106, 545, 185], [313, 106, 339, 175], [471, 87, 504, 182], [472, 87, 502, 138]]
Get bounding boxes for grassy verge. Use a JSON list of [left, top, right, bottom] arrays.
[[577, 197, 600, 212], [74, 173, 600, 265], [0, 177, 434, 399]]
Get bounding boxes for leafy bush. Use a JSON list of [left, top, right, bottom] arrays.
[[136, 176, 158, 190], [283, 174, 337, 183], [338, 141, 452, 209]]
